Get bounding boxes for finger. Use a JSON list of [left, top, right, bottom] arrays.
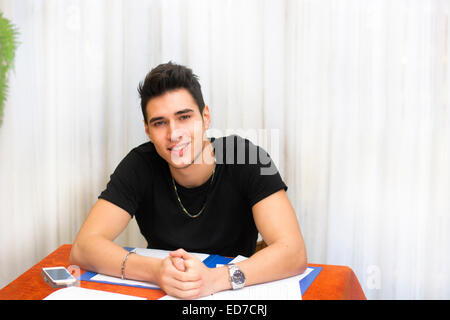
[[165, 286, 201, 300], [169, 248, 191, 259], [170, 278, 203, 292], [172, 268, 202, 282], [171, 257, 186, 272], [163, 258, 200, 282], [161, 272, 203, 295], [183, 258, 200, 269], [170, 249, 202, 272]]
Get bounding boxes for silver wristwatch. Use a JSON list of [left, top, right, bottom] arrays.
[[227, 264, 246, 290]]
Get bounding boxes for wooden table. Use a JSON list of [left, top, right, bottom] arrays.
[[0, 244, 366, 300]]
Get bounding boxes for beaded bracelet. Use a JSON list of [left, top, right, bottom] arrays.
[[121, 251, 135, 280]]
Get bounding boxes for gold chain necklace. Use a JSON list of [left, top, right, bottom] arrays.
[[171, 161, 216, 218]]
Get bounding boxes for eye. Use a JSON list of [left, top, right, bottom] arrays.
[[179, 115, 191, 121], [153, 120, 166, 127]]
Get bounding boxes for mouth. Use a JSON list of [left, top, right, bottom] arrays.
[[168, 142, 190, 157]]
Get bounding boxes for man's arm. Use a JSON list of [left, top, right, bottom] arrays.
[[170, 189, 307, 296], [235, 189, 307, 284], [70, 199, 157, 281], [70, 199, 203, 298]]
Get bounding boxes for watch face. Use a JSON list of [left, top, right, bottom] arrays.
[[232, 270, 245, 284]]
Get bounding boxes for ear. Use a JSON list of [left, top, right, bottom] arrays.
[[143, 120, 152, 141], [202, 105, 211, 130]]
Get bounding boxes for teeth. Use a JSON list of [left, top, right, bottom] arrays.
[[172, 143, 187, 151]]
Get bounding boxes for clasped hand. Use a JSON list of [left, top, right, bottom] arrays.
[[156, 248, 215, 299]]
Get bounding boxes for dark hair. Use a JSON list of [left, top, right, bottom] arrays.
[[138, 61, 205, 124]]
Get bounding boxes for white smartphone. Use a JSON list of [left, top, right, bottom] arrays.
[[42, 267, 77, 287]]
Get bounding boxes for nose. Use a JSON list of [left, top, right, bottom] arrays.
[[168, 120, 183, 142]]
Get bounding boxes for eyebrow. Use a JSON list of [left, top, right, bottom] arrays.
[[174, 108, 194, 116], [148, 108, 194, 124]]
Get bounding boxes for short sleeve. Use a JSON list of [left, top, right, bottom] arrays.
[[98, 150, 151, 217], [236, 138, 288, 208]]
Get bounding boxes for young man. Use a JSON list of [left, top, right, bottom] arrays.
[[70, 62, 307, 299]]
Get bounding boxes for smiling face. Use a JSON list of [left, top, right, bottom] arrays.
[[144, 88, 210, 170]]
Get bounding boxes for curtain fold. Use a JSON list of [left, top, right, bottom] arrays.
[[0, 0, 448, 299]]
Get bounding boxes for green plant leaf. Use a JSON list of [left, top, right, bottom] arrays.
[[0, 11, 19, 126]]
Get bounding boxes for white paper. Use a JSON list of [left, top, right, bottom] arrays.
[[199, 268, 313, 300], [43, 287, 146, 300], [87, 248, 210, 289], [134, 247, 210, 262], [89, 273, 158, 289], [229, 255, 249, 263]]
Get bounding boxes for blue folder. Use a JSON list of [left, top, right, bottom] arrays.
[[79, 247, 322, 295], [300, 266, 322, 295]]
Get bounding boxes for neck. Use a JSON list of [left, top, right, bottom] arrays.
[[169, 140, 216, 188]]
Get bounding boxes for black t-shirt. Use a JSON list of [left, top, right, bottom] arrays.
[[99, 135, 287, 257]]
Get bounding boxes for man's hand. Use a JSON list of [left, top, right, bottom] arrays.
[[168, 248, 221, 298], [155, 253, 203, 299]]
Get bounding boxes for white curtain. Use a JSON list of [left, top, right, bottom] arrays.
[[0, 0, 448, 299]]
